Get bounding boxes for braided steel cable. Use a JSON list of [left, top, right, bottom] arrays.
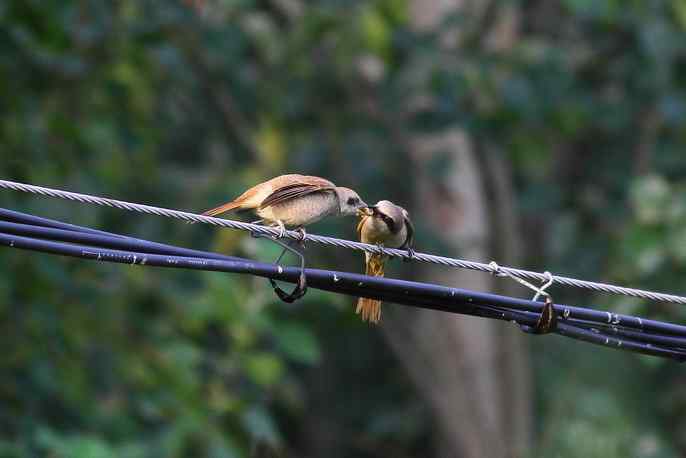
[[2, 178, 686, 305]]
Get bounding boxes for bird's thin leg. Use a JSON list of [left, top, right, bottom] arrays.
[[259, 220, 287, 239], [256, 220, 303, 264], [273, 226, 307, 263], [275, 220, 286, 239]]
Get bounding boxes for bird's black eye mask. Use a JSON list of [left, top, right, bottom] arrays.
[[369, 206, 397, 233], [378, 212, 397, 233]]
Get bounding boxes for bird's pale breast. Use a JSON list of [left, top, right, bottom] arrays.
[[257, 191, 338, 227], [360, 216, 407, 248]]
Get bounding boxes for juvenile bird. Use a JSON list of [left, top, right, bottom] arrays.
[[356, 200, 414, 323], [202, 174, 368, 237]]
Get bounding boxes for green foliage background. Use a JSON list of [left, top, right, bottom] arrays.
[[2, 0, 686, 456]]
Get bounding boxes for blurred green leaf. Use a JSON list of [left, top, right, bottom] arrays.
[[241, 406, 282, 446], [272, 322, 321, 365], [36, 430, 121, 458], [3, 0, 686, 456], [243, 353, 284, 387], [630, 175, 671, 225]]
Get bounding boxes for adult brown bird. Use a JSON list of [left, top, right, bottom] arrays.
[[201, 174, 368, 236], [356, 200, 414, 323]]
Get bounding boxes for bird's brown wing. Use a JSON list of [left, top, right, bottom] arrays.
[[259, 180, 335, 209], [401, 210, 415, 250], [269, 174, 336, 189]]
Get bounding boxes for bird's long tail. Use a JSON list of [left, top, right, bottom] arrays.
[[201, 200, 243, 217], [356, 254, 386, 323]]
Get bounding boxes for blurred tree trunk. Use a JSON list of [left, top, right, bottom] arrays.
[[381, 1, 532, 457]]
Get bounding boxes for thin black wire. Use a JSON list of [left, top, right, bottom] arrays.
[[3, 178, 686, 305], [491, 306, 686, 349], [0, 213, 243, 262], [1, 208, 685, 361], [3, 208, 686, 340], [0, 208, 128, 238], [5, 210, 686, 340]]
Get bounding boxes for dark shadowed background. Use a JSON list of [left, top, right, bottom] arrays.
[[2, 1, 686, 457]]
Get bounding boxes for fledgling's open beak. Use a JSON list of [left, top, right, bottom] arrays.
[[357, 205, 375, 217]]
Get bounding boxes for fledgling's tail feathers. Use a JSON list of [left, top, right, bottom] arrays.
[[356, 254, 386, 324], [202, 200, 243, 217]]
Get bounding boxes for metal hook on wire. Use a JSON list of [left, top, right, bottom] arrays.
[[489, 262, 557, 334], [490, 262, 554, 301], [533, 271, 554, 302]]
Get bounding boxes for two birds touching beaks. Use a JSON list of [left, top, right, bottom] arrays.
[[201, 174, 414, 324]]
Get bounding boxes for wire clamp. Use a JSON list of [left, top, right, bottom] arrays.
[[489, 261, 506, 277], [523, 295, 558, 335], [490, 262, 557, 334], [403, 247, 416, 263]]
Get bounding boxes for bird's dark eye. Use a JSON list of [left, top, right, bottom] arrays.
[[347, 197, 357, 205], [381, 214, 396, 232]]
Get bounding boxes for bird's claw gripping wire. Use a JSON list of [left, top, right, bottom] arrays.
[[276, 221, 287, 239], [295, 227, 308, 249], [252, 231, 308, 303], [403, 247, 416, 263]]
